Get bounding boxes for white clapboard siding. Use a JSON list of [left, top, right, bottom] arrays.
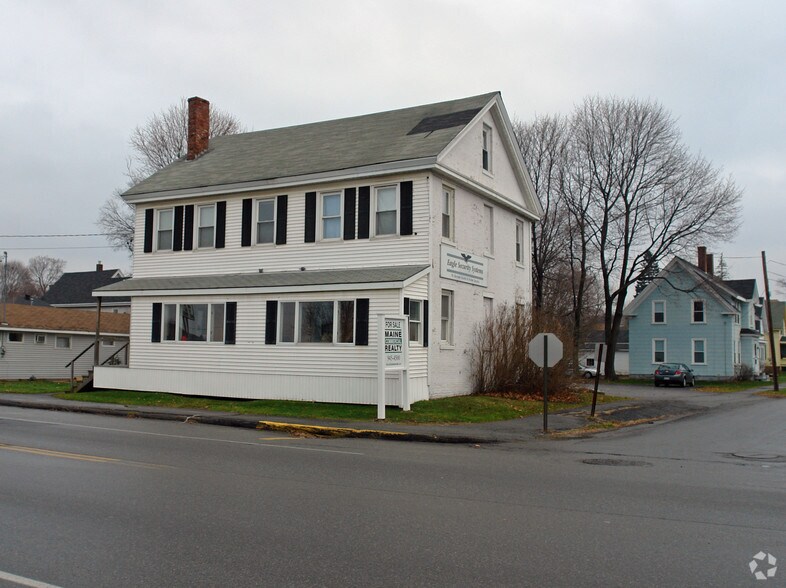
[[129, 290, 398, 377], [96, 366, 422, 405], [402, 275, 429, 382], [132, 174, 430, 278], [0, 332, 127, 380]]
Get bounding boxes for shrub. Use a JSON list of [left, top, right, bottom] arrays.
[[735, 363, 755, 381], [470, 303, 574, 396]]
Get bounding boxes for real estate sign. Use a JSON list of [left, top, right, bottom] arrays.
[[440, 244, 488, 287], [383, 317, 406, 368]]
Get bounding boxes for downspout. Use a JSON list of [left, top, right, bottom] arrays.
[[94, 296, 102, 367]]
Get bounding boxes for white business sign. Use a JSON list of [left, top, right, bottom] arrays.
[[440, 244, 488, 287]]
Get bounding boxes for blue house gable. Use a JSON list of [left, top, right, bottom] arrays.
[[624, 254, 764, 380]]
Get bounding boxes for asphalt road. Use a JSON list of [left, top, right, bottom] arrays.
[[0, 391, 783, 587]]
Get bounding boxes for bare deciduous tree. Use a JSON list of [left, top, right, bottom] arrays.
[[27, 256, 65, 297], [3, 260, 34, 301], [513, 115, 570, 311], [571, 96, 743, 378], [98, 98, 244, 253]]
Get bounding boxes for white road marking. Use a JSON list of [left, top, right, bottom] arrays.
[[0, 415, 364, 456], [0, 569, 63, 588]]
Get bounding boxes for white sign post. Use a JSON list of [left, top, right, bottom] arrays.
[[377, 315, 409, 420], [528, 332, 564, 432]]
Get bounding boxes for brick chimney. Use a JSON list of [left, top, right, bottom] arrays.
[[697, 246, 707, 272], [187, 96, 210, 160], [706, 253, 714, 276], [96, 261, 103, 272]]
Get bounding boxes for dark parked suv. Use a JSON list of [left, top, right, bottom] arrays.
[[654, 363, 696, 387]]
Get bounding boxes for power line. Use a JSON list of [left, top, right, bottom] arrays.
[[0, 233, 110, 238], [0, 246, 117, 251]]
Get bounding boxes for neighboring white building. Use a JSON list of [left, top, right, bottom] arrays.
[[95, 93, 542, 404], [0, 304, 129, 380]]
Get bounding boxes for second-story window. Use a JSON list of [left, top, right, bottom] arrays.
[[257, 199, 276, 244], [375, 186, 398, 236], [198, 204, 215, 248], [321, 192, 342, 240], [652, 300, 666, 324], [484, 205, 494, 255], [157, 209, 174, 251], [409, 300, 422, 343], [442, 187, 454, 240]]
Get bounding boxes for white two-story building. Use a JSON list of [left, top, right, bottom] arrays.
[[95, 92, 542, 405]]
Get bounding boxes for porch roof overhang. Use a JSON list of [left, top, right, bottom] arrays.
[[93, 265, 431, 297]]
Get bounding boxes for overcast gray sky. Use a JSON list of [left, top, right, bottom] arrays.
[[2, 0, 785, 295]]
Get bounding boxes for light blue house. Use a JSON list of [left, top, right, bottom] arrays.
[[624, 251, 765, 380]]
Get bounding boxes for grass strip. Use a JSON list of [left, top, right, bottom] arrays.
[[0, 380, 71, 394], [43, 389, 625, 424]]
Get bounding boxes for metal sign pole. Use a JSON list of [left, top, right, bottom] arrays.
[[543, 336, 549, 433], [377, 314, 385, 420]]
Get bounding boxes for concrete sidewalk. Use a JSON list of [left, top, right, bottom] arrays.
[[0, 390, 704, 444]]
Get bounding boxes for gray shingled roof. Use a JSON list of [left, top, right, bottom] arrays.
[[724, 279, 756, 299], [43, 269, 129, 305], [124, 93, 498, 197], [95, 265, 430, 295]]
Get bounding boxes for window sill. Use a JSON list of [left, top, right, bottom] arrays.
[[441, 237, 456, 246], [483, 253, 495, 260], [439, 343, 455, 350], [482, 169, 494, 179]]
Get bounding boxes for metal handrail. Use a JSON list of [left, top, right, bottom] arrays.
[[65, 342, 95, 369], [65, 340, 129, 393], [100, 342, 129, 366]]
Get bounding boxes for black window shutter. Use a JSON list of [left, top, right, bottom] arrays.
[[143, 209, 154, 253], [343, 187, 356, 240], [357, 186, 370, 239], [276, 195, 288, 245], [216, 201, 226, 249], [423, 300, 429, 347], [225, 301, 237, 344], [305, 192, 317, 243], [403, 297, 410, 315], [265, 300, 278, 345], [355, 298, 369, 346], [173, 206, 184, 251], [183, 205, 194, 250], [151, 303, 162, 343], [400, 181, 413, 236], [241, 198, 252, 247]]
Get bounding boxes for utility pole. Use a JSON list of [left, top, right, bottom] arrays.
[[761, 251, 779, 391], [1, 251, 7, 359]]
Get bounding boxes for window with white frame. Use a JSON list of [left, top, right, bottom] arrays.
[[653, 339, 666, 363], [256, 198, 276, 244], [375, 186, 398, 236], [692, 339, 706, 364], [161, 303, 226, 343], [692, 300, 705, 323], [652, 300, 666, 323], [484, 296, 494, 319], [482, 124, 492, 172], [442, 187, 454, 240], [483, 205, 494, 255], [101, 339, 115, 347], [408, 299, 422, 343], [515, 220, 524, 264], [441, 289, 454, 344], [55, 335, 71, 349], [321, 192, 342, 240], [198, 204, 216, 248], [157, 208, 174, 251], [35, 334, 46, 345], [279, 300, 355, 344]]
